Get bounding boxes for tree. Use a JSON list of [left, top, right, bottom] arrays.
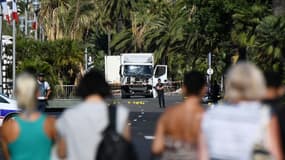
[[144, 1, 190, 64], [254, 16, 285, 71], [40, 0, 97, 40]]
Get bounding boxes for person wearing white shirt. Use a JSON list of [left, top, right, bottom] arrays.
[[37, 73, 51, 112]]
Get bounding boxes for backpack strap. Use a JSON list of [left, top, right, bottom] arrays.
[[108, 104, 117, 130]]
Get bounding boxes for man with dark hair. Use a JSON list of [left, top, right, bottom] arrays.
[[56, 69, 131, 160], [156, 79, 165, 108], [152, 71, 206, 158], [37, 73, 51, 112]]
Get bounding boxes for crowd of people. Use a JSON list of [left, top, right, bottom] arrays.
[[0, 61, 284, 160]]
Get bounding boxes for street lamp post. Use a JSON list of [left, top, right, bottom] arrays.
[[19, 16, 25, 32], [24, 0, 29, 36], [33, 0, 40, 40]]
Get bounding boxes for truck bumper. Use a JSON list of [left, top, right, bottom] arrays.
[[121, 85, 153, 97]]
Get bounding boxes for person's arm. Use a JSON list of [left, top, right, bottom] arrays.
[[267, 115, 283, 160], [1, 120, 14, 160], [45, 116, 57, 141], [123, 122, 131, 141], [198, 111, 209, 160], [199, 132, 209, 160], [55, 116, 67, 159], [56, 134, 67, 159], [46, 89, 51, 100], [152, 116, 165, 155], [160, 84, 164, 90], [156, 84, 160, 90], [45, 82, 51, 100], [1, 136, 10, 160]]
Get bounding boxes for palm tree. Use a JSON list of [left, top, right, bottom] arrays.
[[65, 0, 98, 40], [110, 6, 158, 53], [254, 16, 285, 71], [39, 0, 97, 40], [39, 0, 70, 40], [144, 2, 191, 64]]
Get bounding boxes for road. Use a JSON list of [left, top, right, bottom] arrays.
[[118, 95, 183, 160], [0, 95, 184, 160]]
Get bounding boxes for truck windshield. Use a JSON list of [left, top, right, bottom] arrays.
[[123, 65, 152, 77]]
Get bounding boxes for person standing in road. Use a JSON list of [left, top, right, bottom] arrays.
[[156, 78, 165, 108], [37, 73, 51, 112], [152, 71, 207, 160], [1, 72, 56, 160], [56, 69, 131, 160]]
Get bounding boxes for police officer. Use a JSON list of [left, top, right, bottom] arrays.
[[156, 79, 165, 108], [37, 73, 51, 112]]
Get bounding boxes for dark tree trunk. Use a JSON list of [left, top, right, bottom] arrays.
[[273, 0, 285, 16]]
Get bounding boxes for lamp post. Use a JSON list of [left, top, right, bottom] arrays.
[[19, 15, 25, 32], [24, 0, 29, 36], [32, 0, 40, 40]]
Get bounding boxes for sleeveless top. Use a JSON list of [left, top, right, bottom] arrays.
[[8, 114, 53, 160], [161, 137, 197, 160]]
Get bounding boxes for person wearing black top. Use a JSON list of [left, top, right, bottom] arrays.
[[263, 71, 285, 158], [156, 79, 165, 108]]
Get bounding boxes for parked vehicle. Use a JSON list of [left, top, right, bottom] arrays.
[[104, 56, 121, 84], [0, 94, 19, 125], [105, 53, 167, 98], [120, 53, 167, 98]]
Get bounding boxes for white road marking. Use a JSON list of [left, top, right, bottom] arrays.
[[144, 136, 155, 140]]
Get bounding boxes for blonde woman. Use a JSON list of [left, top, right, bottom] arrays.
[[1, 73, 56, 160], [200, 62, 283, 160]]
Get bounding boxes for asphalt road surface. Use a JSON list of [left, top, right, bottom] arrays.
[[0, 95, 184, 160], [119, 95, 184, 160]]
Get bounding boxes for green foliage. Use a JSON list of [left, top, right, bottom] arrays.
[[12, 39, 84, 85], [18, 0, 285, 83], [254, 16, 285, 71]]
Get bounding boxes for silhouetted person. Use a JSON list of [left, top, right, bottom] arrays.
[[156, 79, 165, 108], [211, 80, 220, 103]]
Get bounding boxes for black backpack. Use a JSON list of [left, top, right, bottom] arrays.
[[96, 104, 137, 160]]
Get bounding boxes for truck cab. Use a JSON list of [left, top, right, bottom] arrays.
[[120, 53, 167, 98]]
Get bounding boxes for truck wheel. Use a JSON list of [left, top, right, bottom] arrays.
[[145, 94, 152, 98]]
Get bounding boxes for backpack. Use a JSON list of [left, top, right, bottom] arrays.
[[96, 104, 137, 160]]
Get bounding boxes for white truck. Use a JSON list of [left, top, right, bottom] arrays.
[[104, 56, 121, 84], [105, 53, 167, 98]]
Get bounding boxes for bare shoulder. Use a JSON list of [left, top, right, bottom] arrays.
[[45, 115, 56, 125], [1, 119, 19, 141], [2, 119, 17, 132]]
